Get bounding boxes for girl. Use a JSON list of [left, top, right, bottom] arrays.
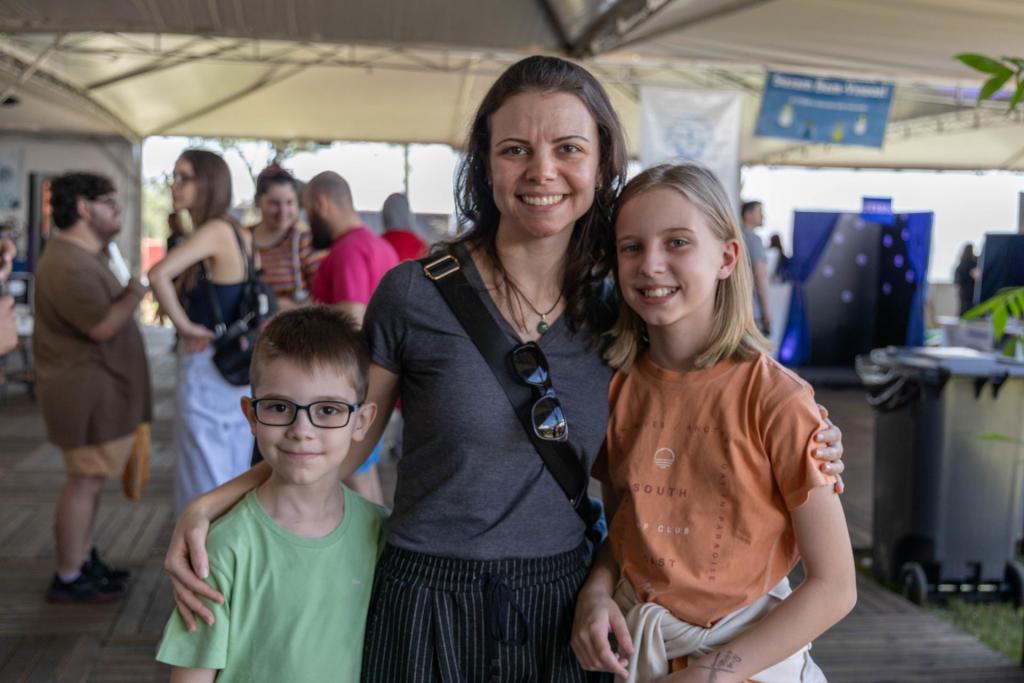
[[162, 60, 845, 682], [149, 149, 257, 516], [249, 165, 324, 311], [572, 164, 856, 683]]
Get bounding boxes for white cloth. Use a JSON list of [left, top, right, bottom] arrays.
[[613, 577, 827, 683], [172, 346, 253, 516]]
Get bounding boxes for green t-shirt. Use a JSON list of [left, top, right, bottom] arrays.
[[157, 485, 386, 682]]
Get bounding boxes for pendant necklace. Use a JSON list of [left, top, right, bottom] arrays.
[[518, 289, 562, 335]]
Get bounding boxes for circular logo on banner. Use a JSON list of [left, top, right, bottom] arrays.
[[654, 448, 676, 470]]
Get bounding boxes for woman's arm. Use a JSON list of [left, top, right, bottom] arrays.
[[148, 220, 232, 351], [571, 483, 634, 678], [336, 362, 400, 480], [164, 461, 272, 629], [669, 486, 856, 683]]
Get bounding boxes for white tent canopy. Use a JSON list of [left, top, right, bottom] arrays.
[[0, 0, 1022, 169]]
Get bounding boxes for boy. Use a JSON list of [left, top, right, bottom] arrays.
[[156, 306, 385, 682]]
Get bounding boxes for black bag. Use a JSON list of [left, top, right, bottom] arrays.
[[205, 227, 278, 386], [420, 245, 607, 556]]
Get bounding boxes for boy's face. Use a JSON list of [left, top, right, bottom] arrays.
[[242, 357, 375, 488]]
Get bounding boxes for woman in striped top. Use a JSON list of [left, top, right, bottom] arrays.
[[249, 166, 325, 311]]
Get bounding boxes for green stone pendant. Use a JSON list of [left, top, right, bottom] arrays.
[[537, 320, 551, 335]]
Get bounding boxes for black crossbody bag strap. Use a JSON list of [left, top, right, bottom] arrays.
[[420, 245, 589, 517], [202, 225, 253, 339]]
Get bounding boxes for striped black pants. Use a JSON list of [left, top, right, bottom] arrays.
[[361, 543, 611, 683]]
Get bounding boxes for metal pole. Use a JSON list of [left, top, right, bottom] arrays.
[[403, 143, 411, 198]]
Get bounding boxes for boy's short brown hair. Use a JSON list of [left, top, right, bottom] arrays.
[[250, 306, 370, 401]]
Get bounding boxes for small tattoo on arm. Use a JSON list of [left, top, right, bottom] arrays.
[[694, 650, 742, 683]]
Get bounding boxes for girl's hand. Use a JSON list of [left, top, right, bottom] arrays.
[[179, 321, 215, 353], [814, 405, 845, 494], [164, 506, 223, 632], [571, 586, 634, 678]]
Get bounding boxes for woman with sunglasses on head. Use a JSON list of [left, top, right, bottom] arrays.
[[249, 165, 324, 311], [149, 150, 257, 516], [161, 58, 845, 682]]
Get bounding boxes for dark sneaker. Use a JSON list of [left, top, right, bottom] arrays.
[[46, 573, 125, 603], [84, 547, 131, 584]]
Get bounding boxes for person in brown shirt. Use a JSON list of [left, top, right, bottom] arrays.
[[33, 173, 152, 603], [0, 237, 16, 354]]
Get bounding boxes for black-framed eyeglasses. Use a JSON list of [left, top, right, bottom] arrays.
[[250, 397, 360, 429], [510, 342, 568, 442]]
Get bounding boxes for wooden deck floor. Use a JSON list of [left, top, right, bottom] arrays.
[[0, 325, 1021, 682]]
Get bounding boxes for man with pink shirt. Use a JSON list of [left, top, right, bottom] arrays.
[[305, 171, 398, 503], [306, 172, 399, 323]]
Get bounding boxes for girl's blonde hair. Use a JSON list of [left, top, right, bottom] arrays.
[[605, 163, 770, 371]]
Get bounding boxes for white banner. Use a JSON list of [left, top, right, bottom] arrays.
[[640, 87, 743, 207]]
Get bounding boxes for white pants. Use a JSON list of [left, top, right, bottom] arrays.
[[173, 347, 253, 517], [614, 577, 827, 683]]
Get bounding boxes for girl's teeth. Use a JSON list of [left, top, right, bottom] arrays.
[[521, 195, 564, 206], [643, 287, 677, 297]]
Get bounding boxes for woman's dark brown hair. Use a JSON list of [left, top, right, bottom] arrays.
[[176, 149, 237, 294], [180, 149, 234, 228], [453, 55, 627, 338]]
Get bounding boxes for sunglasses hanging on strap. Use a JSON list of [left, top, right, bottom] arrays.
[[420, 243, 591, 519]]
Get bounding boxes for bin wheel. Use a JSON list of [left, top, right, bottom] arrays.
[[899, 562, 929, 605], [1006, 561, 1024, 608]]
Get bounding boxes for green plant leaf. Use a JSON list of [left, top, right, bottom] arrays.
[[963, 298, 999, 319], [993, 303, 1009, 339], [956, 53, 1013, 74], [977, 431, 1024, 445], [1010, 79, 1024, 112], [1005, 57, 1024, 70], [1008, 294, 1022, 319], [979, 71, 1014, 102]]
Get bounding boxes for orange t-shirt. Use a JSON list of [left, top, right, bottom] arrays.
[[594, 352, 836, 627]]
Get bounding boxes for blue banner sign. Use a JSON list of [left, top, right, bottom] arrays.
[[755, 71, 894, 147]]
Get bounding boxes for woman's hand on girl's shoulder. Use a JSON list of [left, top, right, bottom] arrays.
[[570, 587, 634, 678], [814, 405, 845, 493], [164, 505, 223, 632]]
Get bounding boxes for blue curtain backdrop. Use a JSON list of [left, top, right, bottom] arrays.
[[903, 212, 933, 346], [779, 212, 839, 365], [780, 210, 933, 365]]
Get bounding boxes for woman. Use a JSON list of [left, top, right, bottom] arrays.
[[380, 192, 428, 261], [954, 242, 978, 315], [149, 149, 256, 516], [163, 58, 844, 681], [249, 165, 324, 310]]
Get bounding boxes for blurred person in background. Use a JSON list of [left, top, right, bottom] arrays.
[[380, 192, 428, 261], [954, 242, 978, 315], [741, 200, 772, 335], [249, 165, 324, 310], [0, 237, 16, 354], [34, 173, 150, 602], [768, 233, 792, 282], [149, 150, 255, 515]]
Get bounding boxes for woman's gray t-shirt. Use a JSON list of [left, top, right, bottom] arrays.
[[364, 258, 613, 560]]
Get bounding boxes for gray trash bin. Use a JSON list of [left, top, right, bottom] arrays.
[[856, 346, 1024, 605]]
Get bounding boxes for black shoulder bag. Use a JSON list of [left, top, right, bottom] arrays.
[[204, 227, 278, 386], [419, 244, 606, 556]]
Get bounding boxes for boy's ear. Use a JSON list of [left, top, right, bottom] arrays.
[[718, 238, 740, 280], [351, 402, 378, 442], [240, 396, 258, 436]]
